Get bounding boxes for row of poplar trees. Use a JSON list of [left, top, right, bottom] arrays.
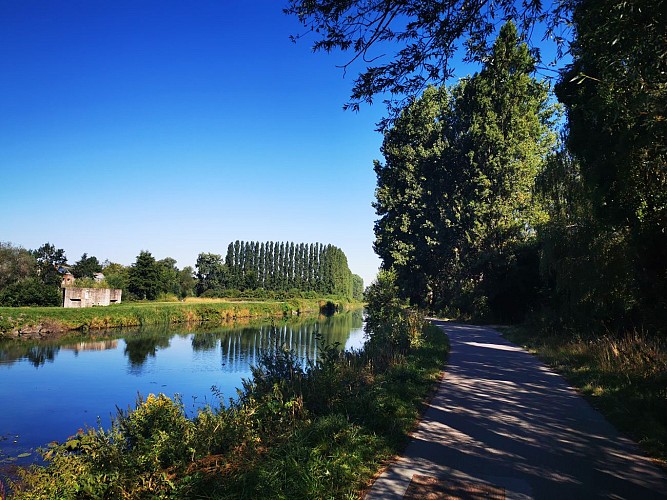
[[196, 241, 363, 300]]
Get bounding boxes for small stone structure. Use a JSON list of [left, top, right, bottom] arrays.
[[62, 287, 122, 308]]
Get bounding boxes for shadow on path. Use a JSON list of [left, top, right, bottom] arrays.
[[366, 322, 667, 499]]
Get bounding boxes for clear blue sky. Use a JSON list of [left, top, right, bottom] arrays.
[[0, 0, 394, 286], [0, 1, 564, 288]]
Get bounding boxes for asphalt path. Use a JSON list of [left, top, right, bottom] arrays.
[[366, 321, 667, 499]]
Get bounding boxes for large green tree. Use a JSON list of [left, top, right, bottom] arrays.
[[128, 251, 160, 300], [31, 243, 67, 287], [71, 253, 103, 279], [374, 23, 556, 320], [195, 253, 227, 295], [0, 242, 37, 290]]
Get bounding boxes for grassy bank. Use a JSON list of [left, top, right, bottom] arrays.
[[0, 298, 361, 339], [8, 322, 448, 498], [501, 326, 667, 465]]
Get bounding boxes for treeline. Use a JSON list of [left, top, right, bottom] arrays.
[[0, 243, 196, 305], [196, 241, 364, 301], [373, 20, 666, 335], [0, 241, 363, 307]]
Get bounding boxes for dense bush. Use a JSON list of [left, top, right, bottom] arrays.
[[0, 279, 61, 307]]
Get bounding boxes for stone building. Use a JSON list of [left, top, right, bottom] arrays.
[[62, 287, 122, 308], [60, 273, 122, 308]]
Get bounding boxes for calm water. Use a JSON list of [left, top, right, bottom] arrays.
[[0, 311, 365, 467]]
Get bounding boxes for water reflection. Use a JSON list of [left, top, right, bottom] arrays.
[[124, 335, 172, 372], [0, 310, 364, 371], [0, 344, 60, 368]]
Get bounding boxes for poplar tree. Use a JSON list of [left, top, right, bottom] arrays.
[[374, 22, 556, 319]]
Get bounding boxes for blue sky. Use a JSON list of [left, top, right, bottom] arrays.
[[0, 0, 391, 286], [0, 1, 565, 287]]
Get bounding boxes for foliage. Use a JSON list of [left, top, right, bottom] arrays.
[[195, 253, 227, 296], [128, 251, 160, 301], [178, 266, 196, 299], [0, 242, 36, 290], [502, 326, 667, 462], [11, 315, 448, 499], [374, 23, 556, 321], [351, 273, 364, 302], [30, 243, 67, 288], [71, 253, 102, 279], [102, 262, 129, 291], [364, 270, 426, 369], [196, 241, 360, 300], [549, 0, 667, 332], [285, 0, 572, 125], [0, 243, 61, 307], [0, 278, 61, 307]]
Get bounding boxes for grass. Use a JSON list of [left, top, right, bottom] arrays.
[[0, 298, 361, 339], [8, 322, 449, 499], [500, 325, 667, 465]]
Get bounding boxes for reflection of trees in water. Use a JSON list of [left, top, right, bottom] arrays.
[[0, 310, 364, 372], [0, 342, 61, 368], [189, 312, 364, 373], [124, 335, 172, 372], [191, 333, 219, 352]]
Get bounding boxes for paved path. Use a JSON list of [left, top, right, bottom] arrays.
[[366, 322, 667, 499]]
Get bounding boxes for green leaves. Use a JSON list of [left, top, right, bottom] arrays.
[[374, 22, 556, 320]]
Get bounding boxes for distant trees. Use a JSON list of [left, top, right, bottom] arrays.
[[0, 242, 65, 306], [195, 253, 227, 296], [195, 241, 362, 300], [0, 240, 359, 306], [32, 243, 67, 288], [71, 253, 103, 279]]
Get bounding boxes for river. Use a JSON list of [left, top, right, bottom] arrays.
[[0, 310, 365, 468]]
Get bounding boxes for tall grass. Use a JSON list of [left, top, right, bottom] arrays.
[[501, 326, 667, 463]]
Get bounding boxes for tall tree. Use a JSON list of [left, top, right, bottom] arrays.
[[195, 253, 227, 295], [551, 0, 666, 329], [156, 257, 180, 296], [352, 274, 364, 302], [71, 253, 103, 279], [31, 243, 67, 287], [374, 22, 556, 319], [0, 242, 37, 290], [178, 266, 196, 299], [128, 251, 160, 300]]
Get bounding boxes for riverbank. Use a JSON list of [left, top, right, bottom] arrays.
[[8, 319, 449, 498], [0, 298, 361, 341]]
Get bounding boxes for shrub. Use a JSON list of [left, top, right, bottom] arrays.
[[0, 279, 61, 307]]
